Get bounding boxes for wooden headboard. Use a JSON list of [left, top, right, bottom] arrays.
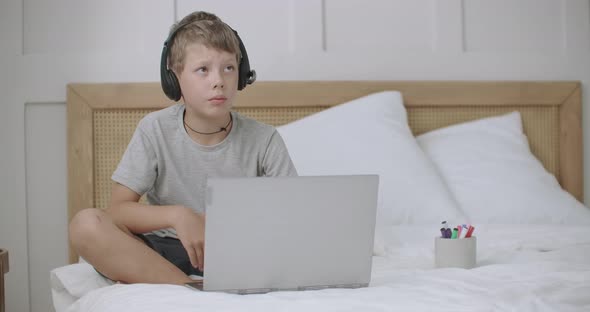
[[67, 81, 583, 263]]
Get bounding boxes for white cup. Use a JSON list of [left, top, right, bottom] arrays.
[[434, 236, 476, 269]]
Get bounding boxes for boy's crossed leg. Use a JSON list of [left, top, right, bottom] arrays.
[[69, 208, 193, 285]]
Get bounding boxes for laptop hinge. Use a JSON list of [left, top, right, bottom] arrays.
[[298, 283, 365, 291], [236, 288, 276, 295]]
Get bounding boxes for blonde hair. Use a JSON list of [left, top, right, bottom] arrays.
[[168, 11, 241, 74]]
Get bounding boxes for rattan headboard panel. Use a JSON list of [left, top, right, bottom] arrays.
[[94, 110, 154, 209]]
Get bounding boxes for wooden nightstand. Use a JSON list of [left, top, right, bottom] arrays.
[[0, 249, 8, 312]]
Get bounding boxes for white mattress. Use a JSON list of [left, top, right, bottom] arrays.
[[51, 224, 590, 312]]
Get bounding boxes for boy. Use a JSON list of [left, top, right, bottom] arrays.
[[69, 11, 297, 285]]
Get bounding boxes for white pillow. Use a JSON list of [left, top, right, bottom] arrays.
[[50, 263, 113, 306], [416, 111, 590, 224], [277, 91, 465, 225]]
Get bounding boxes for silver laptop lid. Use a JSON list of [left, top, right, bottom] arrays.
[[203, 175, 379, 293]]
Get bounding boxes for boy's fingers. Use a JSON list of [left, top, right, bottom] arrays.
[[196, 243, 204, 271], [182, 241, 199, 268], [190, 245, 200, 269]]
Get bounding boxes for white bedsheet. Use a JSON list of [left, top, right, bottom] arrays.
[[52, 225, 590, 312]]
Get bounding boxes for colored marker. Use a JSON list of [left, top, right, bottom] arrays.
[[440, 228, 446, 238], [465, 225, 475, 238], [456, 225, 462, 238], [460, 224, 469, 238], [451, 228, 458, 239]]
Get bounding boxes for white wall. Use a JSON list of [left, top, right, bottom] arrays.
[[1, 1, 589, 311]]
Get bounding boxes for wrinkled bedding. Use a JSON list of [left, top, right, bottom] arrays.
[[51, 225, 590, 312]]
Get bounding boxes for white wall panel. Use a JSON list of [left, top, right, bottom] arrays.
[[324, 0, 435, 53], [24, 0, 173, 55], [286, 0, 325, 78], [433, 0, 464, 53], [564, 0, 590, 57], [25, 103, 68, 312], [464, 0, 563, 53], [288, 0, 324, 54], [23, 51, 162, 102], [0, 1, 29, 312], [22, 2, 175, 102], [0, 65, 29, 312], [0, 0, 22, 56]]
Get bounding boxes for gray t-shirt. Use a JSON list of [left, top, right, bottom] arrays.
[[112, 104, 297, 237]]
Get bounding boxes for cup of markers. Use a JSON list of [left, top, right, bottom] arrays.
[[435, 222, 476, 269]]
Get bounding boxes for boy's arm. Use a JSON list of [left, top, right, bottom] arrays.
[[106, 183, 206, 271], [106, 182, 180, 234]]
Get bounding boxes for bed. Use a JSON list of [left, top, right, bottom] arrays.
[[52, 81, 590, 312]]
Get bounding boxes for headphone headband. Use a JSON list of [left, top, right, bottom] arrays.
[[160, 20, 256, 101]]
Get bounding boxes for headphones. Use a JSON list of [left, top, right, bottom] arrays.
[[160, 22, 257, 101]]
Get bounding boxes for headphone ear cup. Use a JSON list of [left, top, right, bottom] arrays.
[[162, 69, 182, 101], [238, 60, 246, 91], [160, 41, 182, 101], [233, 30, 255, 91]]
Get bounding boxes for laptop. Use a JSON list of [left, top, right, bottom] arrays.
[[191, 175, 379, 294]]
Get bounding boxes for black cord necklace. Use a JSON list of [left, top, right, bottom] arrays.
[[184, 112, 233, 135]]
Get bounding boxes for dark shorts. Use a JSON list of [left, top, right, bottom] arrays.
[[95, 233, 203, 280]]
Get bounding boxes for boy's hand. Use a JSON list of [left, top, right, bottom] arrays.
[[171, 206, 206, 271]]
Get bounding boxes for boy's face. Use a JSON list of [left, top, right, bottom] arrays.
[[177, 43, 239, 119]]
